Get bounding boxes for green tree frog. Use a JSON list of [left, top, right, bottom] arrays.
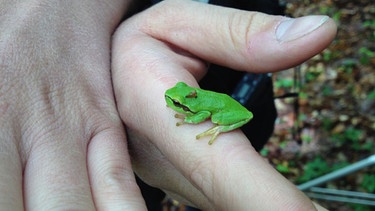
[[165, 82, 253, 145]]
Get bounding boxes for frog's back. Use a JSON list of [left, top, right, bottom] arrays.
[[196, 88, 246, 112]]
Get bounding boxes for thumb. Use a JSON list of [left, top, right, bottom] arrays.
[[139, 0, 337, 72]]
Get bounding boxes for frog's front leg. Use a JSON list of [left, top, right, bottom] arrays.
[[175, 111, 211, 126]]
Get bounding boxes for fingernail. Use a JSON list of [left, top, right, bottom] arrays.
[[276, 15, 329, 42]]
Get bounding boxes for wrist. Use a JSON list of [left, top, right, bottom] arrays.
[[0, 1, 137, 98], [0, 0, 134, 32]]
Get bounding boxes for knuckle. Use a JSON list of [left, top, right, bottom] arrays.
[[188, 157, 216, 197], [226, 11, 256, 49]]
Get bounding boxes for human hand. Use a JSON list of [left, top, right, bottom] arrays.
[[0, 1, 148, 210], [112, 0, 336, 210]]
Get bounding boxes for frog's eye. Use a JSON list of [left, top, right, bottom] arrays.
[[186, 90, 197, 98], [172, 99, 191, 112]]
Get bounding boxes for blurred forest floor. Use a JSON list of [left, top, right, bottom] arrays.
[[265, 0, 375, 210]]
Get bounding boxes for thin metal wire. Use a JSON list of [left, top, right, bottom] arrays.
[[309, 187, 375, 200], [305, 192, 375, 206], [298, 155, 375, 190], [298, 155, 375, 206]]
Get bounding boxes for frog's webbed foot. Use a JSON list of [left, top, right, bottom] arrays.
[[196, 125, 223, 145]]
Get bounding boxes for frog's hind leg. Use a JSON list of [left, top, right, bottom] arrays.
[[196, 125, 224, 145]]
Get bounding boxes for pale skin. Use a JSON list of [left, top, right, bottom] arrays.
[[0, 0, 336, 210], [0, 0, 145, 210]]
